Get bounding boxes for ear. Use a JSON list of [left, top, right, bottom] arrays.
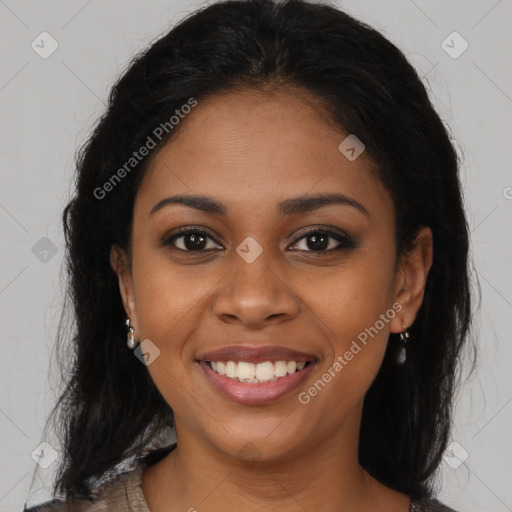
[[390, 226, 433, 333], [110, 244, 138, 332]]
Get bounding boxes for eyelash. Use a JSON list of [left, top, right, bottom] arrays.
[[161, 227, 358, 255]]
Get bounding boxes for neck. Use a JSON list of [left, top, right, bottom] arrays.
[[141, 406, 410, 512]]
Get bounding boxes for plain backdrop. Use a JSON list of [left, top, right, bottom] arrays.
[[1, 1, 511, 511]]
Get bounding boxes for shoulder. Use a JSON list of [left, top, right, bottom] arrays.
[[24, 444, 176, 512], [411, 498, 460, 512], [23, 498, 93, 512], [23, 465, 148, 512], [23, 497, 96, 512]]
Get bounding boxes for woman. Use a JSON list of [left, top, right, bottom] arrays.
[[24, 0, 473, 510]]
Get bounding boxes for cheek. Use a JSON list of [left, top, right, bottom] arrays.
[[131, 256, 209, 354], [128, 252, 207, 416], [320, 243, 395, 328], [311, 247, 396, 398]]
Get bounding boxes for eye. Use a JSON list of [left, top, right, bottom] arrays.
[[289, 228, 357, 253], [161, 226, 358, 254], [162, 228, 222, 252]]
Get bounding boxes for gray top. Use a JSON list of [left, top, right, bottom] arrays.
[[24, 458, 458, 512]]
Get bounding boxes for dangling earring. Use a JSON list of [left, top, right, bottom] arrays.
[[126, 317, 139, 349], [397, 321, 410, 365]]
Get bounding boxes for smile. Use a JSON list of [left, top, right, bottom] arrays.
[[196, 345, 317, 405], [206, 360, 309, 383]]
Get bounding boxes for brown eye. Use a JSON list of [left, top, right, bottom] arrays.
[[290, 229, 358, 253], [162, 229, 222, 252]]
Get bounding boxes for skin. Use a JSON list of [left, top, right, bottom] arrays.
[[110, 86, 433, 512]]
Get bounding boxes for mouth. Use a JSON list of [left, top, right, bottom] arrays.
[[196, 345, 317, 405], [204, 359, 313, 383]]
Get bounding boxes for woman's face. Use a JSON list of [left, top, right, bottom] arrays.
[[112, 87, 431, 463]]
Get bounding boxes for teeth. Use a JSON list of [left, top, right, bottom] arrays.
[[274, 361, 288, 377], [226, 361, 237, 379], [237, 362, 256, 382], [256, 362, 274, 382], [217, 361, 226, 376], [208, 360, 310, 383], [287, 361, 296, 374]]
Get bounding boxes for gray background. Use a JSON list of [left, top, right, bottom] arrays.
[[1, 1, 511, 511]]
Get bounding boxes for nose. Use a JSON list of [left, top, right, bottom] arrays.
[[212, 249, 300, 330]]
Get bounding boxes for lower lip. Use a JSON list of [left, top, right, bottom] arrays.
[[198, 360, 316, 405]]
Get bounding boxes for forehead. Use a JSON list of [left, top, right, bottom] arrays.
[[136, 88, 391, 220]]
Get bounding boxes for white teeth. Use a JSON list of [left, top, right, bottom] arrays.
[[208, 359, 310, 383], [274, 361, 288, 377], [237, 362, 256, 382], [217, 361, 226, 376], [226, 361, 237, 379], [256, 362, 275, 382]]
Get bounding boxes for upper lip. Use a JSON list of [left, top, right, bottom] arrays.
[[197, 345, 317, 363]]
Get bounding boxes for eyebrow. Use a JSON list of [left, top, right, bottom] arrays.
[[150, 193, 370, 218]]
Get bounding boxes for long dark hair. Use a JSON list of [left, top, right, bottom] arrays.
[[40, 0, 473, 501]]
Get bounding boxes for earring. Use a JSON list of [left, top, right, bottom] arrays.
[[397, 321, 410, 365], [126, 317, 139, 349]]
